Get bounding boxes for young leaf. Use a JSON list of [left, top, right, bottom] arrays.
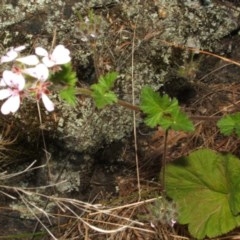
[[217, 113, 240, 137], [49, 63, 77, 105], [140, 87, 177, 128], [90, 72, 118, 108], [91, 90, 118, 108], [92, 72, 118, 92], [165, 148, 240, 239], [140, 86, 194, 131], [59, 87, 77, 105], [171, 110, 195, 132], [50, 63, 77, 87]]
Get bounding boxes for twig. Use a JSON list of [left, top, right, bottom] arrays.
[[161, 128, 169, 194]]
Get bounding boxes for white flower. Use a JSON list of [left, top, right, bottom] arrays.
[[1, 46, 26, 63], [0, 70, 25, 114], [27, 64, 54, 112], [35, 45, 71, 67], [23, 63, 49, 81]]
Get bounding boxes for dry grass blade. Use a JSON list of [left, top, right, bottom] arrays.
[[0, 160, 42, 181], [19, 193, 57, 240]]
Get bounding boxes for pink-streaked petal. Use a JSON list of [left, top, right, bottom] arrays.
[[16, 55, 39, 65], [24, 63, 49, 81], [0, 89, 12, 100], [35, 47, 48, 57], [2, 70, 15, 86], [3, 70, 25, 90], [15, 74, 26, 90], [36, 63, 49, 81], [23, 67, 37, 78], [1, 95, 20, 115], [42, 93, 54, 112]]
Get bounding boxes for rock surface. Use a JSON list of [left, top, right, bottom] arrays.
[[0, 0, 239, 153], [1, 1, 240, 236]]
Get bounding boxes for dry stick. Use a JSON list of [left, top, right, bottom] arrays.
[[161, 128, 169, 194], [50, 28, 57, 53], [198, 63, 232, 82], [130, 25, 141, 201], [160, 39, 240, 68]]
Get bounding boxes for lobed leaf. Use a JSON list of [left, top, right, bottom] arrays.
[[140, 86, 194, 131], [90, 72, 118, 108], [50, 63, 77, 87], [91, 90, 118, 108], [165, 148, 240, 239], [217, 113, 240, 137], [59, 87, 77, 105]]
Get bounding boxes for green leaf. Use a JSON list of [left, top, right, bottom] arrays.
[[91, 90, 118, 108], [90, 72, 118, 108], [140, 86, 194, 131], [92, 72, 118, 92], [171, 110, 195, 132], [50, 63, 77, 87], [165, 148, 240, 239], [49, 63, 77, 105], [140, 87, 177, 128], [225, 153, 240, 216], [217, 113, 240, 137], [59, 87, 77, 105]]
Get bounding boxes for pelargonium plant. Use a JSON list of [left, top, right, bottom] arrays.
[[0, 45, 71, 115]]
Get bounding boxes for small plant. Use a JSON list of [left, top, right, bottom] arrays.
[[147, 197, 177, 228], [76, 10, 105, 43], [177, 52, 201, 82], [140, 86, 194, 193]]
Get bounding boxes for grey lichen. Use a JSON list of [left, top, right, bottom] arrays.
[[55, 97, 134, 152], [0, 0, 239, 155], [155, 0, 239, 50]]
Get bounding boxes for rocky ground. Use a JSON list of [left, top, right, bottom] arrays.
[[1, 0, 240, 239]]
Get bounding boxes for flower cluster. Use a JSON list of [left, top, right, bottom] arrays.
[[0, 45, 71, 115]]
